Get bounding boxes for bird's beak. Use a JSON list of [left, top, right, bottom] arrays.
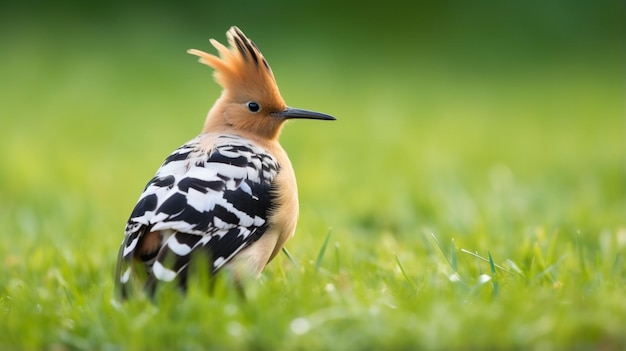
[[273, 107, 336, 121]]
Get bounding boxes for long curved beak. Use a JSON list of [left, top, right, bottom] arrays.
[[273, 107, 336, 121]]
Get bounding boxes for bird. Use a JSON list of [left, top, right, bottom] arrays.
[[115, 26, 335, 298]]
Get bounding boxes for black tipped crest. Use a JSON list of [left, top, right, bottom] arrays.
[[261, 57, 270, 70], [233, 27, 260, 66], [233, 36, 247, 60], [187, 26, 282, 103], [246, 41, 260, 65]]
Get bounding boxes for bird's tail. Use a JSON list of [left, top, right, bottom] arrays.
[[116, 229, 215, 298], [115, 228, 150, 299]]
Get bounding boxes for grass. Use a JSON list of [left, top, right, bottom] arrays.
[[1, 20, 625, 349]]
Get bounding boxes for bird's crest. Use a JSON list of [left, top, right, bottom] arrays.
[[188, 26, 284, 106]]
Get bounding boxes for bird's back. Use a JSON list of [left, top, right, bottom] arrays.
[[116, 133, 283, 296]]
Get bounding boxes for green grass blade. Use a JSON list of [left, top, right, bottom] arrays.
[[531, 254, 568, 285], [488, 251, 497, 276], [430, 233, 456, 272], [395, 254, 417, 291], [488, 251, 499, 297], [576, 232, 590, 281], [315, 229, 332, 271], [450, 238, 458, 272], [460, 249, 517, 276], [282, 247, 298, 267]]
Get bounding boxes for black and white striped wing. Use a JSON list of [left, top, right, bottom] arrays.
[[116, 135, 280, 293]]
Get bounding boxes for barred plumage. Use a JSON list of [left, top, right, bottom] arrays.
[[117, 135, 279, 295], [115, 26, 335, 298]]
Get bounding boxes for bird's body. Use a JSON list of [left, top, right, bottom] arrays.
[[116, 26, 334, 297]]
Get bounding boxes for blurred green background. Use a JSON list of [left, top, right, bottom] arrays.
[[0, 0, 624, 348], [1, 0, 622, 235]]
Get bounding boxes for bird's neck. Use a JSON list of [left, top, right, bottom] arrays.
[[203, 117, 283, 154]]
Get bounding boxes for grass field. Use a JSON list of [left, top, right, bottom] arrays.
[[1, 9, 625, 349]]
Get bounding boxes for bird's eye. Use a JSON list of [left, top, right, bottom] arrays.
[[247, 101, 260, 113]]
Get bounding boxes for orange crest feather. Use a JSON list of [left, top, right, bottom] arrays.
[[188, 26, 285, 107]]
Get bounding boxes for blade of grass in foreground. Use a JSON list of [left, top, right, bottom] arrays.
[[460, 249, 520, 277], [488, 251, 499, 296], [431, 233, 466, 285], [395, 254, 417, 291], [430, 233, 456, 272], [315, 229, 332, 271]]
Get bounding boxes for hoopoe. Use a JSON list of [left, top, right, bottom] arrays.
[[115, 26, 335, 297]]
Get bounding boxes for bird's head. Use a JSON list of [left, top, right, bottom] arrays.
[[188, 26, 335, 141]]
